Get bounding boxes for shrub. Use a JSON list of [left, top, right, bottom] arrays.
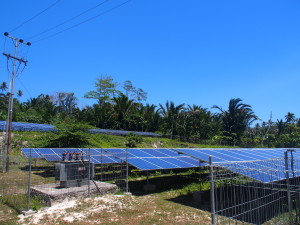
[[46, 123, 93, 148], [125, 132, 143, 148]]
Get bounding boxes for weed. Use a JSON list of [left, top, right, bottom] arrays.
[[0, 194, 45, 213]]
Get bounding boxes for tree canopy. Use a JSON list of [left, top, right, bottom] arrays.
[[1, 76, 299, 148]]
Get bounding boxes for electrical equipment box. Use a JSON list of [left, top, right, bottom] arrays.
[[55, 161, 94, 188]]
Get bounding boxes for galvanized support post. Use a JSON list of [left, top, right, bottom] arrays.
[[88, 148, 91, 197], [209, 156, 216, 225], [126, 148, 129, 193], [27, 148, 32, 211], [100, 148, 103, 181], [146, 171, 149, 185], [285, 151, 293, 221], [199, 160, 202, 192]]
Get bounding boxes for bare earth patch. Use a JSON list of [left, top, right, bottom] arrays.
[[18, 194, 211, 225]]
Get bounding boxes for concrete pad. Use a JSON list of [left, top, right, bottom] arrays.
[[21, 209, 36, 216], [31, 181, 117, 206]]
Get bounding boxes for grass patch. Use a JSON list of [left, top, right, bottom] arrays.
[[6, 131, 234, 152], [0, 194, 45, 213]]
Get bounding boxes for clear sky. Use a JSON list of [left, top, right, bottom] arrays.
[[1, 0, 300, 122]]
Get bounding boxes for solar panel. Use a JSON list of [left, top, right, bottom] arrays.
[[21, 147, 300, 183], [218, 159, 288, 183], [103, 148, 200, 170], [0, 121, 56, 132], [173, 148, 300, 183], [90, 155, 123, 164], [22, 148, 42, 158], [173, 148, 290, 163], [38, 148, 63, 161], [89, 129, 161, 137]]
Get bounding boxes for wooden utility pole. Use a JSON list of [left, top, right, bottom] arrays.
[[2, 32, 31, 172]]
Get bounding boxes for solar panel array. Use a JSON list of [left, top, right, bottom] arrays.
[[22, 148, 43, 159], [174, 148, 300, 183], [22, 148, 122, 164], [173, 148, 296, 163], [0, 121, 161, 137], [103, 148, 200, 170], [21, 148, 300, 183], [21, 148, 199, 170], [0, 121, 56, 132], [89, 129, 162, 137]]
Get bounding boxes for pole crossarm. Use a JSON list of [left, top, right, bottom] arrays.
[[3, 53, 28, 65]]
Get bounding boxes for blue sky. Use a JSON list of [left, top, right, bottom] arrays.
[[1, 0, 300, 122]]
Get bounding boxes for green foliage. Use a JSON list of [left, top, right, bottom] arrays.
[[125, 132, 143, 148], [0, 194, 45, 213], [4, 74, 300, 148], [46, 123, 92, 148], [154, 171, 162, 176], [213, 98, 258, 141], [84, 75, 119, 106]]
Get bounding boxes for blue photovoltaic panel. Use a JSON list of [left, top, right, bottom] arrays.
[[43, 154, 62, 161], [21, 147, 300, 183], [0, 121, 56, 132], [24, 148, 124, 164], [218, 159, 287, 183], [173, 148, 300, 183], [90, 155, 122, 164], [38, 148, 63, 161], [173, 148, 290, 163], [89, 128, 161, 137], [103, 148, 200, 170], [22, 148, 42, 158]]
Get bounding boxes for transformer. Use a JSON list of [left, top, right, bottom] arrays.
[[55, 161, 94, 188]]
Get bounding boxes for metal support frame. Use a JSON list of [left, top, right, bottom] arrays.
[[27, 148, 32, 211], [285, 150, 293, 222], [88, 148, 91, 197], [126, 148, 129, 193], [209, 156, 216, 225], [100, 148, 103, 181]]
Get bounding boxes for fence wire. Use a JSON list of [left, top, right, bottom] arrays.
[[210, 153, 300, 225], [0, 148, 129, 214]]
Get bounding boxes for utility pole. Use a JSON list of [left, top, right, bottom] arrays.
[[2, 32, 31, 172]]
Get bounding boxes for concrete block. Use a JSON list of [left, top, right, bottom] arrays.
[[21, 209, 36, 216]]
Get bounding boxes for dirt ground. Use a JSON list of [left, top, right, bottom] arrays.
[[18, 193, 211, 225]]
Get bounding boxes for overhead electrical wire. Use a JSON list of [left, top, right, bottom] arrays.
[[17, 77, 33, 99], [33, 0, 132, 43], [27, 0, 111, 40], [9, 0, 62, 33]]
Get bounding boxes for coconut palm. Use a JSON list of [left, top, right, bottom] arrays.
[[16, 90, 23, 98], [0, 82, 8, 92], [158, 101, 185, 138], [113, 94, 134, 129], [213, 98, 258, 140], [285, 112, 296, 124]]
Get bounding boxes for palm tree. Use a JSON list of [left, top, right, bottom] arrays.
[[213, 98, 258, 141], [285, 112, 296, 124], [16, 90, 23, 98], [158, 101, 185, 138], [113, 94, 134, 129], [0, 82, 8, 92], [276, 119, 286, 136]]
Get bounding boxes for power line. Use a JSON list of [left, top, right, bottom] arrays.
[[28, 0, 111, 40], [9, 0, 62, 33], [33, 0, 132, 44], [17, 77, 33, 99]]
